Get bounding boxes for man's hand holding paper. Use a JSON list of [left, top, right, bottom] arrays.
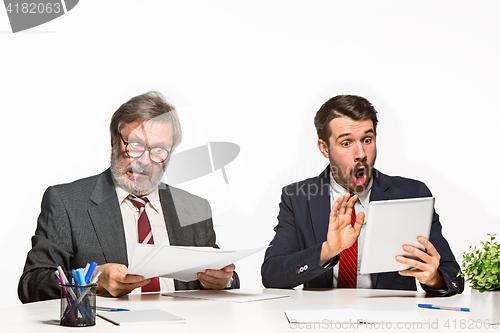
[[197, 264, 235, 289], [96, 263, 150, 297]]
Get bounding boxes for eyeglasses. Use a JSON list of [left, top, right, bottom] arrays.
[[119, 134, 171, 164]]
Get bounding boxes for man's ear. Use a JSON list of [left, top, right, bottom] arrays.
[[317, 139, 329, 158]]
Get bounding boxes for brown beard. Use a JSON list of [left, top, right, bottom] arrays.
[[329, 161, 373, 193]]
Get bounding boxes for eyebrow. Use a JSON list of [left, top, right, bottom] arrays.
[[336, 129, 375, 141], [127, 135, 170, 148]]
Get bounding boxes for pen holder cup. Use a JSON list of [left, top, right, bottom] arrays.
[[59, 283, 97, 327]]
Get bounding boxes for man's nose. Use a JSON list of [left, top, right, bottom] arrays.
[[137, 150, 152, 165], [354, 143, 367, 162]]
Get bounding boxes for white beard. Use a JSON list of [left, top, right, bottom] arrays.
[[110, 147, 165, 196]]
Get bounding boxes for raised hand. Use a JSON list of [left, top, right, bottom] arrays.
[[320, 194, 365, 265]]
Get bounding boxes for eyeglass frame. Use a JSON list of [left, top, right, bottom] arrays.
[[119, 133, 171, 164]]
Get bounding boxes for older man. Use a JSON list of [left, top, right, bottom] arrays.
[[19, 91, 238, 303], [261, 95, 463, 296]]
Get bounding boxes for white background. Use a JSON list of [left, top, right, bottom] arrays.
[[1, 0, 499, 309]]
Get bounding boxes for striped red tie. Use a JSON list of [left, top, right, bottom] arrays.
[[128, 196, 160, 292], [337, 197, 358, 288]]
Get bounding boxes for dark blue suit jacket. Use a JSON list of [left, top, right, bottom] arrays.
[[261, 166, 464, 296]]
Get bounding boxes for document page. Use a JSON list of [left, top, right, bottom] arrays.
[[127, 244, 265, 281], [98, 309, 185, 326], [163, 290, 290, 303], [354, 310, 428, 323]]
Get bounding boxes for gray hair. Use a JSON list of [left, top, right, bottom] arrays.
[[110, 91, 182, 150]]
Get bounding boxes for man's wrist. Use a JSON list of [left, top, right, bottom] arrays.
[[322, 257, 335, 268], [320, 242, 340, 266]]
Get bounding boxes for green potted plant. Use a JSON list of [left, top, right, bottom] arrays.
[[460, 233, 500, 322]]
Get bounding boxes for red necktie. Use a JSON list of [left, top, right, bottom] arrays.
[[128, 196, 160, 292], [337, 197, 358, 288]]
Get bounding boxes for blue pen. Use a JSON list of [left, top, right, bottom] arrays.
[[96, 306, 130, 312], [418, 304, 470, 312], [72, 269, 80, 285], [85, 262, 97, 284], [76, 268, 86, 286]]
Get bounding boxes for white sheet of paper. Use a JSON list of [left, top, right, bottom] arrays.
[[127, 245, 265, 281], [354, 310, 428, 323], [162, 290, 290, 303], [285, 309, 427, 324], [97, 309, 185, 326]]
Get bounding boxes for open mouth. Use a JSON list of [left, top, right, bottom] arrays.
[[126, 170, 150, 179], [353, 167, 367, 186]]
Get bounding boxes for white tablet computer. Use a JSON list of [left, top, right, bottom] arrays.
[[359, 197, 435, 274]]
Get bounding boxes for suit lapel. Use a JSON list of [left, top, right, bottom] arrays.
[[309, 166, 334, 285], [158, 183, 183, 246], [310, 167, 331, 244], [88, 169, 128, 266], [369, 169, 392, 201]]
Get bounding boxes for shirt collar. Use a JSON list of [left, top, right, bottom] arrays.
[[114, 184, 161, 214], [329, 171, 373, 208]]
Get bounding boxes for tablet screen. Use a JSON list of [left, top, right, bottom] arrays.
[[359, 197, 434, 274]]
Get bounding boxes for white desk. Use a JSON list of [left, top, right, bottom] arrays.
[[1, 289, 487, 332]]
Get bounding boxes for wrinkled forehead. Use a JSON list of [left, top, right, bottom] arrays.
[[125, 119, 173, 147], [329, 117, 375, 141]]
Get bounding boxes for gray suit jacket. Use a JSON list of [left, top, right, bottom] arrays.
[[18, 169, 239, 303]]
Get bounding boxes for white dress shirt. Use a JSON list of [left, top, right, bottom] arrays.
[[115, 186, 175, 293], [329, 172, 373, 289]]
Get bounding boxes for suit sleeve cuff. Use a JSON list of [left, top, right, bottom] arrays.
[[322, 257, 335, 268]]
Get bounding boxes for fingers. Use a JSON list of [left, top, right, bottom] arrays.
[[197, 264, 235, 290], [417, 236, 439, 258], [397, 261, 445, 289], [395, 237, 443, 287], [329, 195, 346, 231], [329, 194, 355, 228], [336, 193, 351, 213], [96, 263, 149, 297], [353, 212, 365, 232], [341, 194, 357, 218], [331, 194, 357, 214], [329, 201, 340, 227], [347, 194, 358, 206], [223, 264, 236, 272], [106, 278, 151, 297], [396, 255, 424, 271], [397, 237, 440, 267]]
